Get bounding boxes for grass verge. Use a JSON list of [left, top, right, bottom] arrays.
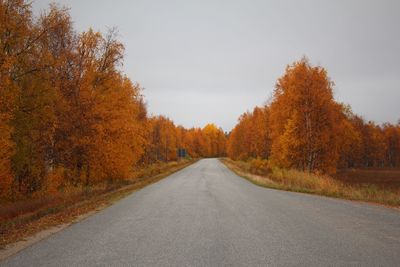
[[0, 159, 196, 250], [221, 158, 400, 207]]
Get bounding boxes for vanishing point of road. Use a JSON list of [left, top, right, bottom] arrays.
[[2, 159, 400, 266]]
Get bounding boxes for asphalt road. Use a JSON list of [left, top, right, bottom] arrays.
[[2, 159, 400, 266]]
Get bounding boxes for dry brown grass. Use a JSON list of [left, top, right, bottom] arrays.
[[0, 159, 196, 248], [335, 168, 400, 189], [221, 158, 400, 207]]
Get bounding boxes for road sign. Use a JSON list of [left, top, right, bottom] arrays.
[[177, 148, 187, 158]]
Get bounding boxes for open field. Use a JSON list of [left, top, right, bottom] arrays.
[[221, 158, 400, 207], [0, 160, 195, 249], [335, 168, 400, 189]]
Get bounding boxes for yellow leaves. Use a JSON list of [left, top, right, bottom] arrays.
[[277, 112, 304, 169], [202, 124, 227, 157]]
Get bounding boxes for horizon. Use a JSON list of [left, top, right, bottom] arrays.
[[32, 0, 400, 131]]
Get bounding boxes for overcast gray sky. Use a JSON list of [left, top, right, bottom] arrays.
[[33, 0, 400, 131]]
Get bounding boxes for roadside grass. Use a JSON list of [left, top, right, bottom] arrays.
[[221, 158, 400, 207], [0, 159, 196, 249], [334, 168, 400, 189]]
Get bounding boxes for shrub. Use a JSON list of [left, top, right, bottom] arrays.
[[249, 158, 271, 175]]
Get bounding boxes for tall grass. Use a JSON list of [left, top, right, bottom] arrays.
[[222, 158, 400, 207]]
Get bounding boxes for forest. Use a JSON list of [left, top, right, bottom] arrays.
[[1, 0, 399, 205], [226, 58, 400, 204], [1, 1, 398, 264], [227, 58, 400, 174], [0, 1, 226, 202]]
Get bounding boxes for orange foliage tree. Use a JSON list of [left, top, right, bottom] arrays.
[[269, 58, 346, 173], [0, 1, 228, 202], [0, 0, 33, 198], [202, 124, 227, 157], [383, 123, 400, 167], [228, 57, 400, 174], [142, 120, 227, 163], [227, 106, 270, 160], [142, 116, 178, 163]]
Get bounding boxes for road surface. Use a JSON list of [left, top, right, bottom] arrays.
[[2, 159, 400, 266]]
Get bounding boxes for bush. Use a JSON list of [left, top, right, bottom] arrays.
[[249, 158, 271, 175]]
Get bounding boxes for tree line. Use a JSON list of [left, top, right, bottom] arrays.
[[0, 1, 226, 201], [227, 58, 400, 174], [2, 0, 398, 202]]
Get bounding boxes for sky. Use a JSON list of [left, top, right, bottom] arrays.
[[32, 0, 400, 131]]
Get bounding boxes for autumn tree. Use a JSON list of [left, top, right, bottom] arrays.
[[269, 58, 345, 174], [181, 128, 205, 158], [10, 5, 71, 194], [226, 57, 399, 172], [0, 0, 34, 198], [143, 116, 178, 163], [202, 124, 226, 157], [247, 106, 271, 159], [53, 29, 149, 185], [192, 128, 209, 157], [336, 106, 363, 168], [215, 128, 227, 157], [1, 1, 152, 197], [0, 0, 230, 202], [360, 122, 386, 167], [383, 123, 400, 167], [0, 0, 61, 196], [227, 106, 271, 160]]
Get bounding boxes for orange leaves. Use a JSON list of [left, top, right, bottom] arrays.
[[57, 31, 147, 184], [0, 0, 230, 202], [0, 1, 229, 201], [143, 116, 178, 163], [227, 107, 271, 160], [228, 57, 400, 174], [85, 76, 146, 183], [0, 2, 165, 200], [0, 0, 32, 200], [142, 120, 227, 163], [202, 124, 227, 157], [383, 123, 400, 167], [269, 58, 342, 173]]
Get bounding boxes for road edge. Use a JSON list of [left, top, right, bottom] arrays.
[[0, 159, 198, 261], [220, 158, 400, 211]]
